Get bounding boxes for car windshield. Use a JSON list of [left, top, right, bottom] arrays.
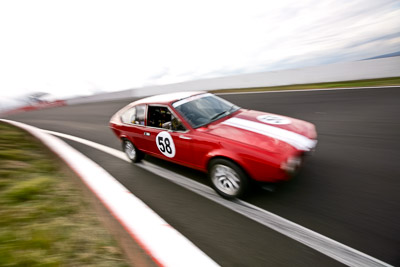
[[172, 93, 240, 128]]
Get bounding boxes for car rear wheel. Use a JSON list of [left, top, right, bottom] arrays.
[[209, 158, 249, 199], [123, 140, 143, 163]]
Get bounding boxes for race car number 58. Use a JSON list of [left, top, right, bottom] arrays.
[[156, 131, 176, 158]]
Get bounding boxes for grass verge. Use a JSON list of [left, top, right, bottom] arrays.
[[210, 77, 400, 94], [0, 122, 129, 266]]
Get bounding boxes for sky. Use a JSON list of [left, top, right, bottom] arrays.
[[0, 0, 399, 107]]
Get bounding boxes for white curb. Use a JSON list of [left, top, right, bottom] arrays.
[[1, 119, 219, 267]]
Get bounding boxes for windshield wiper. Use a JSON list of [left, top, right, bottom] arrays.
[[210, 105, 236, 121], [194, 106, 238, 128]]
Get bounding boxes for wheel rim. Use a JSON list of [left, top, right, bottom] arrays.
[[211, 164, 241, 196], [124, 141, 136, 160]]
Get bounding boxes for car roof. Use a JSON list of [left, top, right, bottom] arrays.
[[132, 91, 206, 105]]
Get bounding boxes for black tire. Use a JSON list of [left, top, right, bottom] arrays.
[[122, 139, 144, 163], [208, 158, 249, 199]]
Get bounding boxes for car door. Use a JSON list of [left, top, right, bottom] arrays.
[[142, 105, 194, 166]]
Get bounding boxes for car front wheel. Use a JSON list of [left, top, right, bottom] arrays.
[[209, 159, 249, 199], [123, 140, 143, 163]]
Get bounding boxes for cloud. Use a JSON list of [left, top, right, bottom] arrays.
[[0, 0, 399, 100]]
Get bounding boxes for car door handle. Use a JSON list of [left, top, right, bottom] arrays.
[[144, 132, 151, 136], [179, 135, 192, 140]]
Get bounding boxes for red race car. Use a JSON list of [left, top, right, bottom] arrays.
[[109, 91, 317, 199]]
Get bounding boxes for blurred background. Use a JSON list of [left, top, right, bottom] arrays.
[[1, 0, 399, 112], [1, 1, 400, 265]]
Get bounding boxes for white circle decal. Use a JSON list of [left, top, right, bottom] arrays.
[[257, 115, 291, 125], [156, 131, 176, 158]]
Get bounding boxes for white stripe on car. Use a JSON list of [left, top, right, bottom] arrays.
[[222, 117, 317, 151]]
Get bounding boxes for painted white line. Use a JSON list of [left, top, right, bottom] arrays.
[[38, 128, 391, 267], [0, 119, 219, 267], [41, 130, 130, 162], [215, 85, 399, 95]]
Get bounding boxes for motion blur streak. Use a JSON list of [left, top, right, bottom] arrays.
[[42, 128, 391, 267], [2, 121, 218, 267], [216, 85, 400, 96]]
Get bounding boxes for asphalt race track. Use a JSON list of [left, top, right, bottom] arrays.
[[4, 87, 400, 266]]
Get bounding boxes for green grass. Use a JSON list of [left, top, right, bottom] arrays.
[[0, 122, 129, 267], [210, 76, 400, 94]]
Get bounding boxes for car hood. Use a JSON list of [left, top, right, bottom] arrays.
[[205, 109, 317, 152]]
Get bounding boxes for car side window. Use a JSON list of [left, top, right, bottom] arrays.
[[121, 105, 145, 125], [135, 105, 146, 125], [147, 106, 186, 131], [147, 106, 171, 128], [121, 107, 136, 124]]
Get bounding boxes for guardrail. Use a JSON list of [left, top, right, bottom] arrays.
[[66, 56, 400, 105], [1, 100, 67, 116]]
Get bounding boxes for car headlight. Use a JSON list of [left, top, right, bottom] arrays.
[[281, 156, 302, 174]]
